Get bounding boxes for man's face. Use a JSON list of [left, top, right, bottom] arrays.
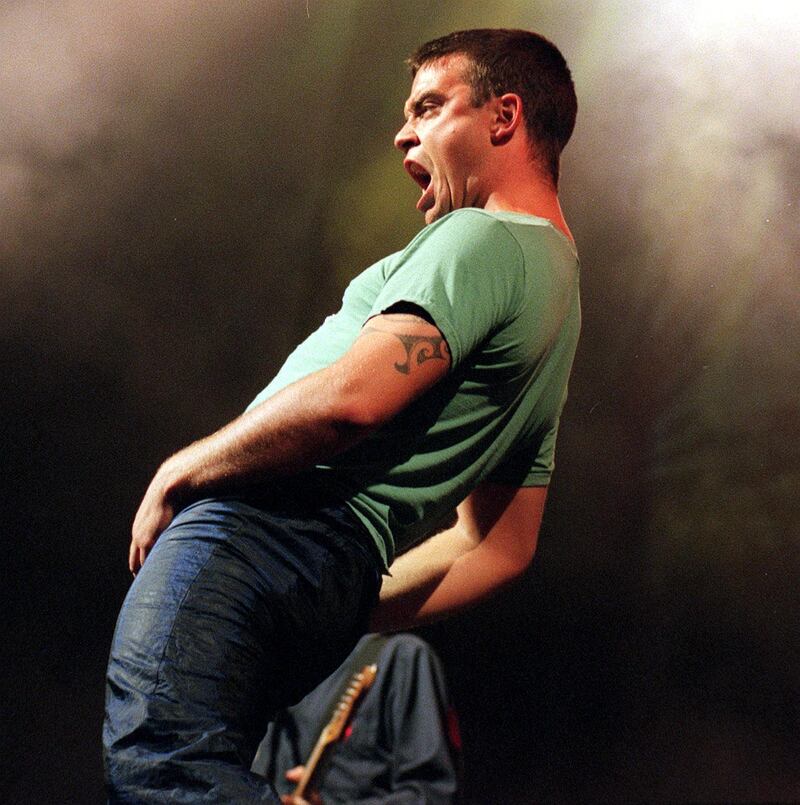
[[395, 55, 495, 225]]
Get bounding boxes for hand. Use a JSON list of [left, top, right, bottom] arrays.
[[129, 472, 176, 575], [280, 766, 323, 805]]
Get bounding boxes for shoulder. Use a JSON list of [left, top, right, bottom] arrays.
[[413, 208, 521, 245], [399, 209, 524, 270]]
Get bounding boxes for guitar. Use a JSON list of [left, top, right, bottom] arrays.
[[290, 663, 378, 802]]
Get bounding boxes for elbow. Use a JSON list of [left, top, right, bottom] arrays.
[[503, 553, 533, 584], [316, 372, 388, 435], [332, 391, 395, 433], [490, 539, 537, 585], [322, 399, 379, 447], [341, 405, 389, 432], [514, 539, 539, 578], [484, 552, 529, 590], [321, 403, 384, 450]]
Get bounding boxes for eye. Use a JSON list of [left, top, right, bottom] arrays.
[[405, 95, 442, 123]]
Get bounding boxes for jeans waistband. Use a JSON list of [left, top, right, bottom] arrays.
[[196, 476, 384, 573]]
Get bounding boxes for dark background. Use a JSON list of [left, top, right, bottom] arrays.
[[3, 1, 798, 801]]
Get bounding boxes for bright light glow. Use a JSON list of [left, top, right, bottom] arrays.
[[660, 0, 800, 42]]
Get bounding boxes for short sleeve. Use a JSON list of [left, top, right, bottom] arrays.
[[368, 210, 524, 368], [487, 419, 560, 487]]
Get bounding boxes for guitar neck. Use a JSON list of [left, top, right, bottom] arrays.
[[292, 663, 378, 799], [292, 732, 330, 800]]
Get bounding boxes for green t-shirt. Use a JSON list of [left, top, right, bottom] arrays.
[[247, 208, 581, 567]]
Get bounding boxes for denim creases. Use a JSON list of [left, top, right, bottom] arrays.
[[104, 496, 381, 804]]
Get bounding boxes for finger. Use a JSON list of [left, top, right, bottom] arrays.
[[129, 540, 138, 575]]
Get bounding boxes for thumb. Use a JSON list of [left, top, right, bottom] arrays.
[[284, 765, 305, 782]]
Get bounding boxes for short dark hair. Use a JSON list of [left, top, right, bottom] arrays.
[[407, 29, 577, 187]]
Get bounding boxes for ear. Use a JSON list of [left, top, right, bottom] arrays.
[[489, 93, 523, 146]]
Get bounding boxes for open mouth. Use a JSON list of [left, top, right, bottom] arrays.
[[404, 160, 434, 213], [406, 161, 431, 190]]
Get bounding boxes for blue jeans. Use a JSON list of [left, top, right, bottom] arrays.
[[103, 492, 382, 803]]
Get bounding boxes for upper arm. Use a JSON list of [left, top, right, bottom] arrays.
[[456, 482, 548, 576], [329, 309, 451, 428]]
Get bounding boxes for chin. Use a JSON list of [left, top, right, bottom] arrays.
[[424, 205, 445, 225]]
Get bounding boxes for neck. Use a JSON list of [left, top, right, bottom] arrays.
[[484, 181, 573, 243]]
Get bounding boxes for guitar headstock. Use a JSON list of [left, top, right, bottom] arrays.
[[320, 663, 378, 744]]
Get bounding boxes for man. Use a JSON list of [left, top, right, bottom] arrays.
[[104, 28, 579, 803], [252, 633, 461, 804]]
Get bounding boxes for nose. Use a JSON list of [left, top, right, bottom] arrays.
[[394, 120, 419, 153]]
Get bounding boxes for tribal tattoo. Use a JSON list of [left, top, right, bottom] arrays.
[[391, 332, 449, 374], [360, 320, 450, 375]]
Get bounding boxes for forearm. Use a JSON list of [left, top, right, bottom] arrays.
[[370, 523, 524, 632], [151, 368, 370, 507]]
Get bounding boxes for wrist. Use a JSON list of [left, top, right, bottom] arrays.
[[154, 455, 193, 509]]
